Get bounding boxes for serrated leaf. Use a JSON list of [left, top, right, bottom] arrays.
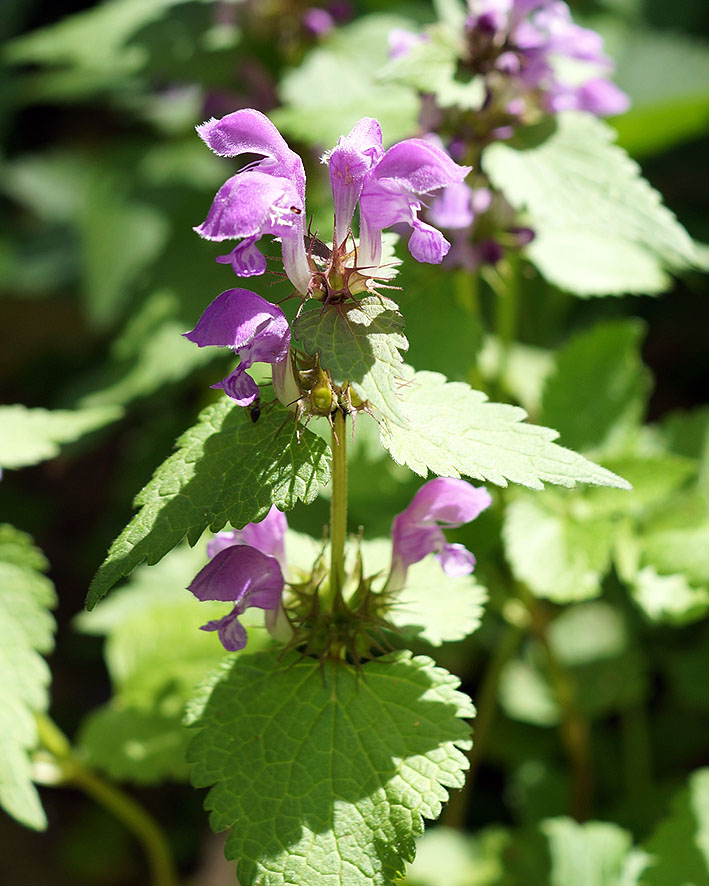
[[378, 367, 629, 490], [503, 494, 614, 603], [483, 113, 696, 296], [0, 404, 122, 470], [0, 525, 57, 830], [358, 538, 488, 646], [294, 296, 409, 421], [87, 400, 331, 609], [274, 15, 420, 147], [77, 706, 190, 784], [540, 321, 650, 453], [389, 559, 488, 646], [188, 650, 473, 886], [641, 768, 709, 885]]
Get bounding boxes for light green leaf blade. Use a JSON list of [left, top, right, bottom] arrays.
[[0, 404, 122, 470], [405, 824, 511, 886], [540, 320, 650, 453], [87, 400, 331, 609], [378, 367, 629, 490], [389, 558, 488, 646], [542, 817, 643, 886], [629, 567, 709, 627], [294, 296, 409, 421], [274, 15, 420, 147], [77, 706, 191, 784], [187, 650, 473, 886], [641, 768, 709, 885], [503, 494, 614, 603], [483, 113, 696, 296], [0, 526, 57, 830]]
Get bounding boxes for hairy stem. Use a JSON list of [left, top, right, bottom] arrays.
[[36, 714, 179, 886], [328, 409, 348, 609]]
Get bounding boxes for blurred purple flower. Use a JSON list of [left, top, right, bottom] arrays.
[[303, 7, 334, 36], [389, 477, 491, 590], [464, 0, 629, 117], [388, 28, 430, 60], [188, 544, 284, 651], [183, 288, 290, 405]]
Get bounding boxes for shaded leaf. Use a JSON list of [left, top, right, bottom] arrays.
[[187, 650, 473, 886]]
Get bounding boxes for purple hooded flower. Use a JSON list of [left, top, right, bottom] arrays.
[[303, 7, 335, 36], [207, 506, 288, 570], [188, 545, 284, 651], [355, 139, 472, 270], [183, 288, 290, 405], [388, 28, 430, 60], [194, 108, 311, 293], [389, 477, 492, 589]]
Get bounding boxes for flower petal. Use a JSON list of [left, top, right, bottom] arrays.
[[188, 544, 284, 610], [326, 117, 383, 244], [212, 365, 261, 405], [408, 220, 451, 264], [372, 138, 471, 194], [404, 477, 492, 525], [428, 182, 475, 230], [194, 170, 303, 242], [201, 608, 248, 652], [207, 507, 288, 568], [436, 543, 477, 576], [183, 289, 290, 360], [197, 108, 297, 165], [216, 238, 268, 277]]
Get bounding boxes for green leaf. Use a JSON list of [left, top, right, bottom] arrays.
[[273, 15, 420, 147], [78, 544, 238, 709], [613, 30, 709, 157], [294, 296, 409, 421], [390, 559, 488, 646], [503, 494, 614, 603], [541, 817, 645, 886], [77, 706, 190, 784], [641, 768, 709, 885], [187, 650, 473, 886], [483, 113, 696, 296], [87, 400, 331, 609], [379, 27, 486, 111], [358, 539, 488, 646], [0, 404, 122, 470], [642, 524, 709, 587], [378, 367, 629, 490], [629, 567, 709, 626], [540, 321, 650, 453], [405, 824, 510, 886], [0, 525, 57, 830], [78, 290, 219, 408]]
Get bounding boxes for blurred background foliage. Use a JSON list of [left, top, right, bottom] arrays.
[[0, 0, 708, 883]]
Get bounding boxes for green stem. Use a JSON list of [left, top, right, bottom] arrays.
[[36, 714, 179, 886], [523, 596, 593, 822], [442, 618, 525, 830], [486, 255, 520, 395], [327, 409, 348, 610]]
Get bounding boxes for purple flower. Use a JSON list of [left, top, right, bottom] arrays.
[[356, 139, 472, 270], [194, 108, 311, 293], [303, 7, 335, 36], [388, 28, 430, 60], [389, 477, 492, 590], [188, 545, 284, 651], [207, 506, 288, 570], [183, 288, 290, 405], [325, 117, 384, 247], [464, 0, 629, 119]]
